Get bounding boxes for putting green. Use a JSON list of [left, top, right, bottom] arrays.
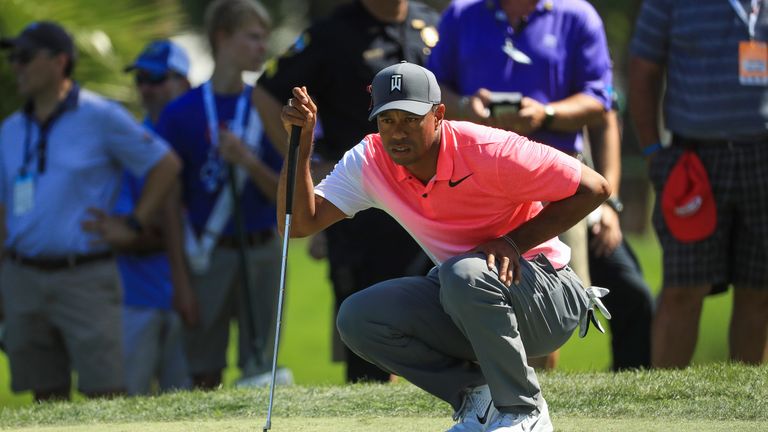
[[4, 417, 766, 432]]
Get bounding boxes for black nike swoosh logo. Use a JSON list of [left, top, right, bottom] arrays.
[[448, 173, 473, 187], [476, 401, 492, 424]]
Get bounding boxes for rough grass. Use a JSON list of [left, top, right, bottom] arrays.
[[0, 363, 765, 431]]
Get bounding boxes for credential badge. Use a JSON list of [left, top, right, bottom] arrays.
[[390, 74, 402, 93]]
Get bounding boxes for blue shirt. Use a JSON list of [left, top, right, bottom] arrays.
[[114, 117, 173, 310], [0, 85, 170, 256], [155, 85, 282, 236], [631, 0, 768, 139], [428, 0, 612, 152]]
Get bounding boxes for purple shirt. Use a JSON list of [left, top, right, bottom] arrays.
[[428, 0, 612, 153]]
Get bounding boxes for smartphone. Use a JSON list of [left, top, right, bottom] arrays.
[[489, 92, 523, 117]]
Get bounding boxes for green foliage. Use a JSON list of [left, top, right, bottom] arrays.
[[0, 0, 186, 118]]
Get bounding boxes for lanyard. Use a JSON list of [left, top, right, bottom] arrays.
[[21, 102, 69, 176], [729, 0, 761, 39], [201, 81, 250, 148]]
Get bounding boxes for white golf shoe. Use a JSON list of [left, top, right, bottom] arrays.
[[446, 384, 498, 432], [485, 398, 553, 432], [235, 367, 294, 388]]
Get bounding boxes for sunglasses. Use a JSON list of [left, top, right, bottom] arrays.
[[135, 72, 170, 86], [7, 48, 39, 65]]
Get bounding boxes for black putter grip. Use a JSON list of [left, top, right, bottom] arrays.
[[284, 125, 302, 215]]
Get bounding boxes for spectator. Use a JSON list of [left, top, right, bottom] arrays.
[[426, 0, 612, 368], [280, 63, 610, 432], [84, 39, 195, 395], [630, 0, 768, 367], [0, 21, 181, 401], [156, 0, 290, 389], [586, 108, 654, 370], [254, 0, 438, 382]]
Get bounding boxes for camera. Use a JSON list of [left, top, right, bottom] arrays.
[[489, 92, 522, 117]]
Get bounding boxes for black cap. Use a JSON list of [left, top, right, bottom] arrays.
[[0, 21, 74, 56], [368, 61, 441, 121]]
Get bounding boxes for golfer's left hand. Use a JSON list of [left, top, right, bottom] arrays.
[[472, 238, 522, 287]]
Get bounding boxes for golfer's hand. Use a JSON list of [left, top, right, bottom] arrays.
[[472, 238, 522, 287], [590, 204, 622, 257], [281, 86, 317, 139]]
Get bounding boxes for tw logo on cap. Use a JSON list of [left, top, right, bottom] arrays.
[[390, 74, 402, 93]]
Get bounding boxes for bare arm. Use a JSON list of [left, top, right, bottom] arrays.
[[134, 151, 182, 227], [509, 165, 610, 254], [163, 180, 199, 327], [276, 86, 346, 238], [442, 83, 605, 135], [628, 56, 665, 149], [477, 164, 610, 286], [587, 109, 624, 257], [589, 110, 621, 195], [81, 152, 181, 251], [501, 93, 605, 135], [542, 93, 606, 132], [253, 85, 289, 157]]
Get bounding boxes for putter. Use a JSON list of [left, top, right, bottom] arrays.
[[263, 125, 301, 432]]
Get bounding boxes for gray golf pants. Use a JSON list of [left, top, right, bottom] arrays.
[[337, 252, 589, 415]]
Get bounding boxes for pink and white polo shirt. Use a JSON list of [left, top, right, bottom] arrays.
[[315, 120, 582, 267]]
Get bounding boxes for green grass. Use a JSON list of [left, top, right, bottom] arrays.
[[0, 233, 739, 407], [0, 363, 765, 431]]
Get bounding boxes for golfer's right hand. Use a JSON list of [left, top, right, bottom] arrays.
[[281, 86, 317, 138]]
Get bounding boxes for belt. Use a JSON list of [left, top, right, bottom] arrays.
[[217, 230, 275, 248], [672, 134, 768, 149], [7, 250, 114, 271]]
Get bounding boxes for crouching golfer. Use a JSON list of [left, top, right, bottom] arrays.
[[278, 62, 610, 432]]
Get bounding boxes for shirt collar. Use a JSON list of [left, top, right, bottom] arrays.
[[23, 81, 81, 118], [489, 0, 553, 20]]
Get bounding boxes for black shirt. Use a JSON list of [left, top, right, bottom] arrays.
[[258, 0, 440, 161]]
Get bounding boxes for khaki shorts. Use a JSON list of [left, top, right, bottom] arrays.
[[0, 260, 124, 394], [558, 218, 591, 287], [185, 235, 282, 376]]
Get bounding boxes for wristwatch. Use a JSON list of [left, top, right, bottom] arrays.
[[605, 196, 624, 214], [542, 104, 556, 129]]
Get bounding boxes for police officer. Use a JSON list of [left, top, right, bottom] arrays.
[[254, 0, 439, 383]]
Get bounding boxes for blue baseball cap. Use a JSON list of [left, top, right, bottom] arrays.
[[124, 40, 189, 77]]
